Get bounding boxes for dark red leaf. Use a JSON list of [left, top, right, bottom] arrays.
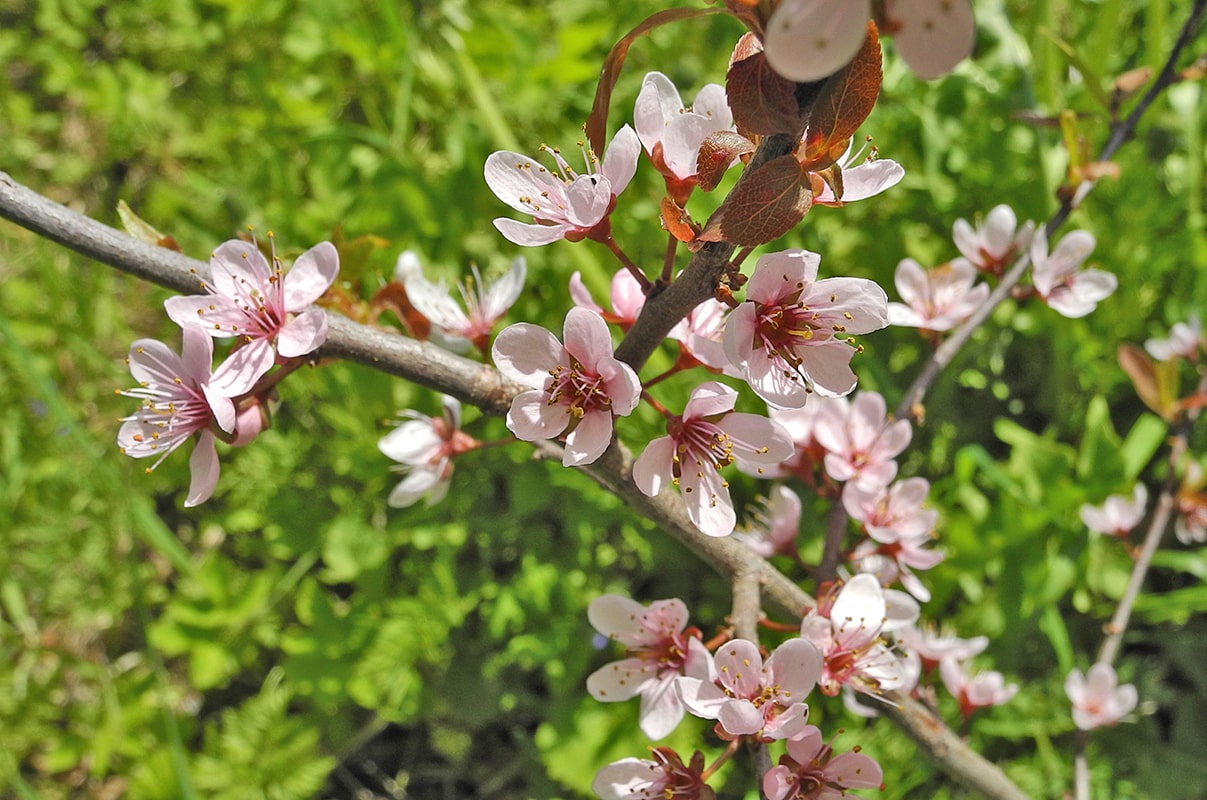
[[696, 131, 755, 192], [698, 155, 811, 247]]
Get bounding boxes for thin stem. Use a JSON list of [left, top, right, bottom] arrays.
[[603, 237, 651, 292], [1073, 730, 1091, 800], [816, 501, 851, 584], [895, 0, 1206, 422], [662, 231, 678, 285]]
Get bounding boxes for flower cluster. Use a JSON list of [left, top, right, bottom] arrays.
[[119, 237, 338, 505]]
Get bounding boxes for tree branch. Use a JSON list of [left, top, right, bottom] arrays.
[[1, 169, 1029, 799]]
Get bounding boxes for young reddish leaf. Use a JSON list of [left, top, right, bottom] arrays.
[[800, 22, 883, 161], [116, 200, 181, 251], [696, 130, 755, 192], [1118, 344, 1179, 421], [660, 195, 698, 243], [585, 7, 721, 155], [727, 51, 810, 137], [697, 154, 811, 247]]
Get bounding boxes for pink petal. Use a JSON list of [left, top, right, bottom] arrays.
[[588, 594, 653, 638], [562, 409, 614, 466], [483, 150, 567, 214], [765, 638, 823, 697], [184, 430, 220, 507], [802, 342, 859, 398], [633, 436, 675, 497], [717, 699, 764, 736], [887, 0, 975, 79], [715, 639, 764, 698], [209, 239, 271, 299], [164, 295, 241, 338], [277, 309, 329, 357], [378, 419, 443, 464], [283, 241, 339, 310], [747, 249, 821, 304], [587, 656, 655, 703], [637, 674, 687, 740], [598, 358, 641, 416], [683, 381, 738, 420], [210, 339, 275, 396], [764, 0, 872, 82], [601, 125, 640, 196], [492, 217, 571, 246], [826, 751, 883, 789], [492, 323, 562, 386], [633, 72, 682, 151], [506, 390, 570, 441], [562, 307, 612, 368], [568, 271, 604, 313]]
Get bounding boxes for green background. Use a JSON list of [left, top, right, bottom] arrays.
[[1, 0, 1205, 797]]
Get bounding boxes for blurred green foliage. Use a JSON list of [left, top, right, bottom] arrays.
[[1, 0, 1206, 797]]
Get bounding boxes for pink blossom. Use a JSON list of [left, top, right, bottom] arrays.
[[1030, 228, 1117, 318], [763, 726, 883, 800], [378, 395, 477, 508], [800, 575, 909, 699], [812, 392, 911, 488], [669, 298, 733, 373], [881, 0, 976, 80], [843, 477, 936, 543], [165, 239, 338, 388], [492, 308, 640, 466], [723, 249, 889, 407], [634, 71, 734, 197], [755, 400, 834, 481], [846, 478, 943, 601], [735, 485, 803, 558], [764, 1, 872, 83], [117, 327, 258, 507], [897, 626, 989, 672], [1080, 484, 1147, 537], [633, 382, 793, 537], [569, 268, 645, 330], [811, 139, 904, 206], [587, 595, 713, 740], [396, 251, 525, 353], [1145, 315, 1202, 361], [939, 657, 1018, 717], [952, 205, 1034, 275], [592, 748, 714, 800], [887, 258, 989, 332], [1065, 663, 1138, 730], [676, 638, 821, 741], [484, 126, 640, 246], [763, 1, 974, 83]]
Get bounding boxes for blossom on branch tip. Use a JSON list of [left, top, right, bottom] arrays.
[[1065, 663, 1138, 730], [117, 327, 258, 507], [811, 139, 904, 207], [887, 258, 989, 332], [952, 205, 1034, 275], [634, 71, 734, 199], [1080, 484, 1147, 538], [484, 126, 640, 246], [633, 381, 793, 537], [586, 595, 713, 740], [1145, 314, 1203, 361], [1029, 228, 1117, 319], [492, 308, 640, 466], [378, 394, 477, 508], [569, 268, 645, 330], [845, 477, 943, 601], [396, 251, 526, 354], [735, 485, 803, 558], [165, 238, 338, 389], [812, 392, 911, 488], [676, 637, 822, 741], [723, 249, 889, 408], [800, 574, 910, 700], [763, 725, 883, 800], [763, 0, 975, 83], [939, 657, 1018, 717], [592, 748, 714, 800], [897, 626, 988, 672], [764, 1, 872, 83]]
